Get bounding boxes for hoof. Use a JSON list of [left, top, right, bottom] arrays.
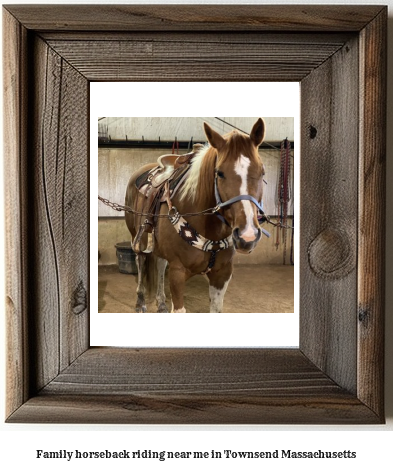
[[136, 305, 147, 313], [157, 303, 169, 313]]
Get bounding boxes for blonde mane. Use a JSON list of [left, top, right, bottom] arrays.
[[178, 144, 214, 205]]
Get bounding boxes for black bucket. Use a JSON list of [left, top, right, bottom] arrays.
[[115, 242, 137, 274]]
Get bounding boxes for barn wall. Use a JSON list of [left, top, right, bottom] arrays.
[[98, 147, 294, 266], [98, 215, 294, 266], [99, 117, 294, 143]]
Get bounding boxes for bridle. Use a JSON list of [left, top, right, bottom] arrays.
[[213, 169, 270, 237]]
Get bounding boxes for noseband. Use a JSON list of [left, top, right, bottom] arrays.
[[213, 171, 270, 237]]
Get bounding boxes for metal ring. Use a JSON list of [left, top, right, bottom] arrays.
[[168, 206, 178, 218]]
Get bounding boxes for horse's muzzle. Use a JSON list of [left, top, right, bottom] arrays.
[[232, 227, 262, 253]]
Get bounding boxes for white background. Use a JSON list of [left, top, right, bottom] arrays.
[[1, 1, 392, 473]]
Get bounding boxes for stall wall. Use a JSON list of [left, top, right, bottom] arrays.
[[98, 147, 294, 266]]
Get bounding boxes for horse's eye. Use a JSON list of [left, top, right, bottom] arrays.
[[216, 170, 225, 179]]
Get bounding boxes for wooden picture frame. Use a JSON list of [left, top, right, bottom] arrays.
[[4, 5, 386, 424]]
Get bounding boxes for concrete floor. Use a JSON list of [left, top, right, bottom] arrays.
[[98, 264, 294, 313]]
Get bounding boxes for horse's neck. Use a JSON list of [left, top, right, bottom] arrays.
[[172, 193, 230, 242], [170, 147, 231, 241]]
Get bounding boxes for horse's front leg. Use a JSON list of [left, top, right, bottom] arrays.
[[168, 264, 187, 313], [156, 257, 169, 313], [135, 253, 147, 313], [207, 263, 233, 313]]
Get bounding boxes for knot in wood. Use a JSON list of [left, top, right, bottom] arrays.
[[308, 228, 355, 279], [73, 281, 87, 315], [358, 306, 371, 328]]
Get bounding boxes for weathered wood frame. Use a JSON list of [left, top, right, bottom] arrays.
[[3, 5, 386, 424]]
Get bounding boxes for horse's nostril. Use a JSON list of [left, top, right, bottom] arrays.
[[235, 226, 261, 244]]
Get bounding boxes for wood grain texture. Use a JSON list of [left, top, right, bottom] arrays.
[[3, 5, 386, 424], [7, 348, 379, 424], [3, 5, 384, 32], [9, 392, 378, 425], [357, 9, 387, 417], [300, 36, 359, 394], [46, 36, 348, 82], [43, 348, 340, 395], [40, 31, 354, 44], [3, 9, 30, 417], [23, 36, 89, 392]]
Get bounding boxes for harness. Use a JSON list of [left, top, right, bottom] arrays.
[[99, 148, 272, 275], [133, 150, 269, 274], [167, 206, 233, 275]]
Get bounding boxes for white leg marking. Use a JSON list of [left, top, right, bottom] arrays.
[[135, 253, 147, 312], [171, 302, 186, 313], [135, 254, 146, 295], [234, 155, 257, 242], [156, 257, 167, 309], [209, 278, 231, 313]]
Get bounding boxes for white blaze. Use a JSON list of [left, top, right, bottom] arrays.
[[234, 155, 256, 242]]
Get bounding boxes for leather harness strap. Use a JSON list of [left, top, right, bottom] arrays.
[[131, 148, 270, 272], [213, 172, 271, 238]]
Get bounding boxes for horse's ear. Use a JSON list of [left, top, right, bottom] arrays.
[[250, 118, 265, 147], [203, 122, 226, 151]]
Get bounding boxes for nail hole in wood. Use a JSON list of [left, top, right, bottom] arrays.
[[309, 125, 317, 139]]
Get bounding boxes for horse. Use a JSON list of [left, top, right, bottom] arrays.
[[125, 118, 266, 313]]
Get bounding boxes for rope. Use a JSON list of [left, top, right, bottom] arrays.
[[98, 195, 293, 231], [98, 195, 221, 219]]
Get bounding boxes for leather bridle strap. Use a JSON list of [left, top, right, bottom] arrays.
[[213, 174, 270, 237], [217, 194, 265, 212]]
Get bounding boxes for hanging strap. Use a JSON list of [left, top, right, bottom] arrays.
[[172, 137, 179, 155]]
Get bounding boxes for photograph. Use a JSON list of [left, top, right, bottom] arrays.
[[97, 117, 295, 314]]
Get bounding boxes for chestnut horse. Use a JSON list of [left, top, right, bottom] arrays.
[[125, 118, 266, 313]]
